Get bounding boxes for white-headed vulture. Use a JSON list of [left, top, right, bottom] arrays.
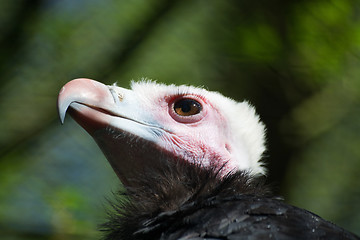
[[57, 78, 359, 240]]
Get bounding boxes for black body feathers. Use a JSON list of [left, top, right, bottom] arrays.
[[101, 161, 359, 240]]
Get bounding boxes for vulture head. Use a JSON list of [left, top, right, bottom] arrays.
[[57, 79, 360, 240], [58, 78, 266, 186]]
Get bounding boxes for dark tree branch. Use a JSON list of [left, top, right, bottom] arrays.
[[96, 0, 183, 82], [0, 0, 43, 87]]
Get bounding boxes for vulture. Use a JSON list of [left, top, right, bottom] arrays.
[[58, 78, 359, 240]]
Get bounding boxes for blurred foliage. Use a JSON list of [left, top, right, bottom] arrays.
[[0, 0, 359, 239]]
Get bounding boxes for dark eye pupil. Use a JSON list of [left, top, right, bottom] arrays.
[[174, 99, 202, 116], [180, 102, 191, 112]]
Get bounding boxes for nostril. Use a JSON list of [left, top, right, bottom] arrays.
[[117, 92, 124, 102], [109, 88, 124, 103]]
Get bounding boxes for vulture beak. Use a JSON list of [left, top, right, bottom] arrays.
[[57, 78, 166, 185]]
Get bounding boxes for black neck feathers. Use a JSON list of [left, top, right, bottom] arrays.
[[100, 160, 271, 240]]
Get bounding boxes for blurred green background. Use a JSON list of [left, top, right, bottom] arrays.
[[0, 0, 359, 239]]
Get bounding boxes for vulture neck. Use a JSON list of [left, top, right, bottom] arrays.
[[101, 160, 270, 239]]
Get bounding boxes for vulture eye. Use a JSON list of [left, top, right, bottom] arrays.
[[174, 98, 202, 116]]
